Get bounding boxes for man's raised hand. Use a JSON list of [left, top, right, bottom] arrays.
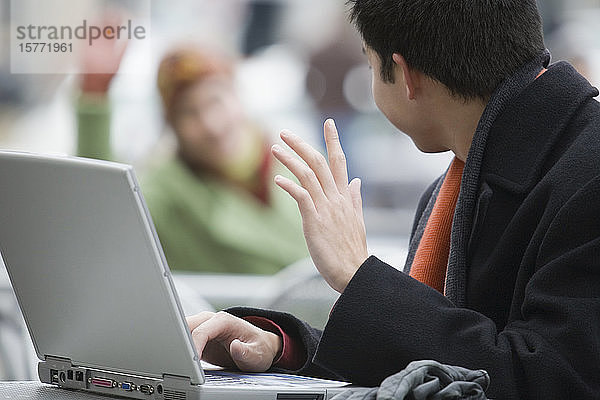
[[272, 119, 368, 293]]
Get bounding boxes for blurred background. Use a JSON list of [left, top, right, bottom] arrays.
[[0, 0, 599, 380]]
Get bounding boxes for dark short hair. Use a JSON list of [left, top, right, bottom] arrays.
[[348, 0, 545, 100]]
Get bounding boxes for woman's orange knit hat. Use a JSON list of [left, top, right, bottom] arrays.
[[157, 46, 233, 117]]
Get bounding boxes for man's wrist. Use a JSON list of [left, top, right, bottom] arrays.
[[265, 331, 283, 366], [335, 255, 369, 293]]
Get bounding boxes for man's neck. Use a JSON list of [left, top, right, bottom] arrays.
[[440, 68, 547, 163], [436, 96, 487, 162]]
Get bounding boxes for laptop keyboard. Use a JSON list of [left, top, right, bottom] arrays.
[[203, 371, 350, 388], [204, 372, 259, 386]]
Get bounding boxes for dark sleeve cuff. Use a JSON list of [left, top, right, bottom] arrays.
[[225, 306, 344, 381], [315, 255, 456, 386], [242, 316, 305, 370]]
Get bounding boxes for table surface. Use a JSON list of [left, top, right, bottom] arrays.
[[0, 381, 124, 399]]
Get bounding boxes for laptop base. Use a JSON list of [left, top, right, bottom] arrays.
[[40, 357, 189, 399], [39, 358, 347, 400]]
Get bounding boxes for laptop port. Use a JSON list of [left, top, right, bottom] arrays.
[[59, 372, 66, 383], [139, 384, 154, 395], [50, 369, 59, 384], [91, 377, 116, 388], [67, 370, 73, 380], [75, 371, 84, 382], [121, 382, 134, 391]]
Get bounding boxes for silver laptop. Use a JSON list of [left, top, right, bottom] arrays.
[[0, 151, 351, 400]]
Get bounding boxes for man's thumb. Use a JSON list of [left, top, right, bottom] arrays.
[[230, 339, 270, 372], [230, 339, 249, 363]]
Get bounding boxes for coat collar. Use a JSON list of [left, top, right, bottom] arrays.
[[408, 51, 599, 307], [446, 50, 550, 307], [480, 62, 599, 194]]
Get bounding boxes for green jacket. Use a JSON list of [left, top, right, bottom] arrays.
[[77, 94, 308, 274]]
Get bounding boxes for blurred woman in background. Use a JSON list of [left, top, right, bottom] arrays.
[[77, 45, 308, 273]]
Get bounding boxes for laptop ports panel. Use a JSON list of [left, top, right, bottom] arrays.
[[84, 368, 163, 399], [40, 362, 203, 399], [39, 360, 170, 398], [91, 377, 117, 388], [139, 384, 155, 395], [50, 369, 59, 384], [39, 360, 88, 391]]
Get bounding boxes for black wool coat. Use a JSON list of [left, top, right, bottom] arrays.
[[229, 55, 600, 399]]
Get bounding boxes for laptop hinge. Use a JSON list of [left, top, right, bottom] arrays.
[[162, 374, 193, 387], [162, 374, 191, 383], [44, 355, 72, 365]]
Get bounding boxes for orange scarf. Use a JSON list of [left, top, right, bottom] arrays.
[[410, 157, 465, 293]]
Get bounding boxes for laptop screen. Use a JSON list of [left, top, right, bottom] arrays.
[[0, 152, 203, 384]]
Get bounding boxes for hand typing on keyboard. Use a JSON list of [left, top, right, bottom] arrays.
[[186, 312, 282, 372]]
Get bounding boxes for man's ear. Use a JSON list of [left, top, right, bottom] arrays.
[[392, 53, 419, 100]]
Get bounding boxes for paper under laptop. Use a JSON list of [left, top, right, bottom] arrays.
[[0, 151, 352, 400]]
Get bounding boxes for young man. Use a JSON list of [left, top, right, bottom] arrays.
[[186, 1, 600, 398]]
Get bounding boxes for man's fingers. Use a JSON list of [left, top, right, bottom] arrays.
[[186, 312, 280, 373], [279, 130, 339, 198], [349, 178, 364, 220], [274, 174, 318, 218], [186, 311, 215, 332], [323, 119, 350, 194], [189, 312, 238, 359], [272, 145, 327, 206], [190, 320, 221, 359]]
